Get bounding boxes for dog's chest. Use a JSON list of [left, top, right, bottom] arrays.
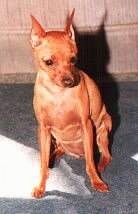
[[37, 86, 81, 129], [46, 100, 80, 128]]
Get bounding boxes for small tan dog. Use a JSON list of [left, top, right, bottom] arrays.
[[30, 9, 112, 198]]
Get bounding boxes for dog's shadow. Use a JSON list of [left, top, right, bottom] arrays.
[[76, 27, 121, 152]]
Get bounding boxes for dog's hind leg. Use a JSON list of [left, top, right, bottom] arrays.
[[96, 114, 112, 172]]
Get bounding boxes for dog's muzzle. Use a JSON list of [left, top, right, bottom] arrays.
[[62, 73, 80, 88]]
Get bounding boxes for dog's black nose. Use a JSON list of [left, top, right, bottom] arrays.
[[62, 77, 74, 87]]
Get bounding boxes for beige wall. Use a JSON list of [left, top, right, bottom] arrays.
[[0, 0, 138, 82]]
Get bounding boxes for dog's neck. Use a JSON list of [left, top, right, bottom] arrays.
[[36, 69, 68, 94]]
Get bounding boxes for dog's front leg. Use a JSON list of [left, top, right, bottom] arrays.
[[82, 118, 109, 192], [32, 125, 51, 198]]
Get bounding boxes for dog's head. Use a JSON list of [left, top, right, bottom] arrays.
[[30, 9, 80, 88]]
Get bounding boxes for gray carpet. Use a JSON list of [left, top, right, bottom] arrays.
[[0, 82, 137, 214]]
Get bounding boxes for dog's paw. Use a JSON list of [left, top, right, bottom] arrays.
[[93, 182, 109, 193], [98, 156, 112, 173], [97, 164, 106, 173], [31, 186, 45, 198]]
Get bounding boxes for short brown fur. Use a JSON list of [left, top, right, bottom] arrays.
[[30, 10, 112, 198]]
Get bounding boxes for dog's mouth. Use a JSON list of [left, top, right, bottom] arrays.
[[62, 73, 81, 88]]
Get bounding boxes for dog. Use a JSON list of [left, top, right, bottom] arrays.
[[30, 9, 112, 198]]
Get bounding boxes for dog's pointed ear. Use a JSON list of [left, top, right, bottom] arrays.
[[65, 8, 75, 40], [30, 15, 46, 48]]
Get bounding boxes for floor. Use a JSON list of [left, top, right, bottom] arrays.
[[0, 82, 137, 214]]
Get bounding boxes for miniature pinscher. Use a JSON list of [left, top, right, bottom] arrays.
[[30, 9, 112, 198]]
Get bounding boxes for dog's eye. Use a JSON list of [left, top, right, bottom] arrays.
[[70, 56, 77, 64], [44, 59, 54, 66]]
